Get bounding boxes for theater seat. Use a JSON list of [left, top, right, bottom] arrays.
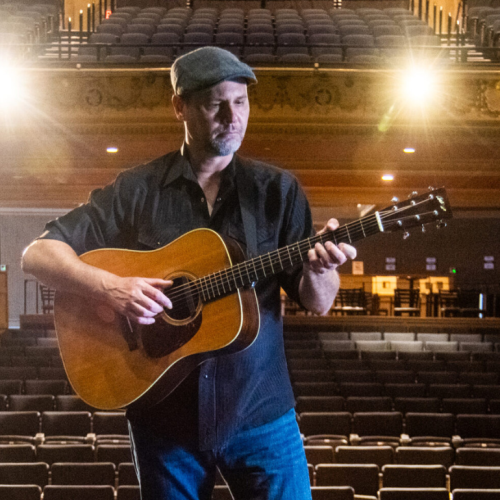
[[0, 485, 41, 500], [378, 487, 449, 500], [43, 485, 115, 500]]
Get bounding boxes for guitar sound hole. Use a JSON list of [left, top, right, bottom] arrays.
[[166, 276, 200, 322]]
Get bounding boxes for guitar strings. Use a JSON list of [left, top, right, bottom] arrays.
[[166, 204, 433, 307], [166, 200, 438, 307], [166, 205, 428, 307], [166, 213, 381, 305]]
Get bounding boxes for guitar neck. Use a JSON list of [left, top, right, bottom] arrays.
[[195, 212, 383, 303]]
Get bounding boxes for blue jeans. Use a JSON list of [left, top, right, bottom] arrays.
[[128, 408, 312, 500]]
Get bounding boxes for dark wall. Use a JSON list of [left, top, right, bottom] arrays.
[[341, 217, 500, 290]]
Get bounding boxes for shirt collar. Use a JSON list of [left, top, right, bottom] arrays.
[[162, 144, 237, 188]]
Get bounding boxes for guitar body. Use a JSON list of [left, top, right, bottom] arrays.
[[54, 229, 260, 410]]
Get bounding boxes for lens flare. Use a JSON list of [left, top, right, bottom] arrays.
[[401, 67, 436, 106], [0, 63, 23, 109]]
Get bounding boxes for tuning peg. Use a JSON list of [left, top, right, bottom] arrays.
[[421, 225, 426, 233], [403, 231, 410, 240], [391, 196, 399, 203], [428, 186, 435, 191], [408, 191, 418, 199], [436, 220, 447, 229]]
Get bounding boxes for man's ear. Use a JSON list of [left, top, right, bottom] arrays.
[[172, 94, 185, 121]]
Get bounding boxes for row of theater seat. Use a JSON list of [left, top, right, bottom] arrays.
[[315, 331, 500, 342], [293, 381, 500, 401], [0, 410, 127, 438], [309, 463, 500, 495], [71, 5, 441, 64], [304, 443, 500, 468], [0, 484, 141, 500], [297, 411, 500, 443], [296, 395, 500, 414]]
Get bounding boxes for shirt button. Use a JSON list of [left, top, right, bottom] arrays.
[[204, 374, 209, 379], [201, 197, 205, 203], [216, 197, 221, 202]]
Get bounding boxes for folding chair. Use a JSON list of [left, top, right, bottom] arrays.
[[41, 412, 91, 442], [351, 412, 403, 446], [36, 444, 95, 465], [442, 398, 487, 414], [452, 490, 500, 499], [339, 382, 384, 397], [304, 445, 335, 466], [0, 462, 48, 487], [295, 396, 345, 413], [395, 446, 454, 468], [51, 462, 116, 485], [0, 379, 22, 395], [9, 395, 54, 412], [455, 414, 500, 447], [43, 485, 115, 500], [298, 412, 351, 438], [24, 380, 67, 395], [116, 486, 141, 500], [93, 412, 129, 438], [96, 444, 133, 465], [450, 465, 500, 490], [456, 448, 500, 466], [345, 397, 392, 413], [310, 486, 354, 500], [0, 485, 42, 500], [315, 464, 379, 497], [55, 395, 98, 412], [393, 397, 440, 414], [336, 445, 394, 467], [118, 463, 139, 485], [0, 411, 40, 442], [381, 464, 447, 488], [384, 384, 426, 399], [378, 487, 449, 500], [405, 412, 455, 445]]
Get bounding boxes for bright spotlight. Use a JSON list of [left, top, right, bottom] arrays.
[[404, 148, 416, 154], [106, 147, 119, 153], [401, 67, 436, 106], [0, 63, 23, 109], [382, 174, 394, 181]]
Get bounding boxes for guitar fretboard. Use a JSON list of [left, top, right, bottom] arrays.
[[194, 212, 382, 303]]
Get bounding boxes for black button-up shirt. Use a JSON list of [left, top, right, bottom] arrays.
[[41, 147, 314, 450]]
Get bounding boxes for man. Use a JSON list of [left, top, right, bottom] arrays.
[[22, 47, 356, 500]]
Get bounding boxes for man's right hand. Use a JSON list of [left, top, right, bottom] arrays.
[[22, 239, 173, 326], [103, 276, 173, 325]]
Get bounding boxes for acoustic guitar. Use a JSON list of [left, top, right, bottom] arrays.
[[54, 188, 452, 410]]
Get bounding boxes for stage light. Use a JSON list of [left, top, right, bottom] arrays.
[[404, 148, 416, 154], [382, 174, 394, 181], [401, 67, 436, 106], [106, 147, 119, 153], [0, 63, 23, 109]]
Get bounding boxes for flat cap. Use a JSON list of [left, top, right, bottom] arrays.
[[171, 47, 257, 96]]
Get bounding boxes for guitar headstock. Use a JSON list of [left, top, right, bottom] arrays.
[[378, 187, 452, 237]]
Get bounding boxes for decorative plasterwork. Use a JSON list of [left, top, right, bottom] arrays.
[[18, 68, 500, 131]]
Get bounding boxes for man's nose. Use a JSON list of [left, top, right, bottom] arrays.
[[219, 103, 235, 124]]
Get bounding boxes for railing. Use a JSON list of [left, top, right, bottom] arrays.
[[3, 40, 500, 65]]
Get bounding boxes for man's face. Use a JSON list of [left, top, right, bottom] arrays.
[[174, 79, 250, 157]]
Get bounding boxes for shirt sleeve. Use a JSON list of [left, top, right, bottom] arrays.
[[39, 170, 146, 256], [277, 174, 315, 306]]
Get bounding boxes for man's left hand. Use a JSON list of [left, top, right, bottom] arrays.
[[305, 218, 357, 275]]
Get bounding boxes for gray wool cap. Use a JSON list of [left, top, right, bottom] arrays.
[[171, 46, 257, 96]]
